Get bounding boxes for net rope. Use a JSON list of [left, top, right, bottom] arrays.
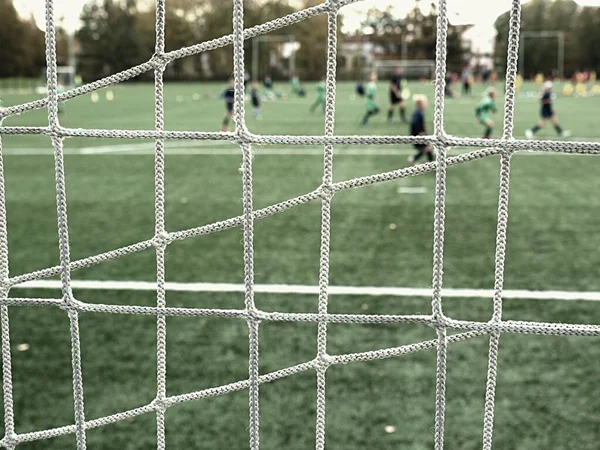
[[0, 0, 599, 448]]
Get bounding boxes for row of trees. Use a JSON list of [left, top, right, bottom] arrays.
[[0, 0, 69, 77], [495, 0, 600, 78], [1, 0, 470, 83], [6, 0, 599, 82], [76, 0, 336, 82], [361, 3, 470, 73], [75, 0, 473, 82]]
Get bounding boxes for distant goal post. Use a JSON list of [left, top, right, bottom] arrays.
[[370, 60, 435, 80], [519, 31, 565, 79], [251, 34, 299, 82], [36, 66, 77, 95]]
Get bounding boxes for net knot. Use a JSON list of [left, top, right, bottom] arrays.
[[316, 353, 333, 370], [326, 0, 341, 12], [432, 312, 450, 328], [152, 231, 171, 249], [48, 125, 64, 139], [246, 307, 262, 323], [435, 132, 449, 146], [151, 53, 170, 71], [318, 184, 335, 201], [1, 432, 18, 448], [60, 292, 77, 311], [151, 397, 168, 413], [236, 126, 252, 145]]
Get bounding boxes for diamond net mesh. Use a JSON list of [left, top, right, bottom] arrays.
[[1, 0, 600, 449]]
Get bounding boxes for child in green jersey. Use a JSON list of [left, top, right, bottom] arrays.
[[476, 87, 497, 138], [361, 72, 380, 126], [310, 76, 326, 113]]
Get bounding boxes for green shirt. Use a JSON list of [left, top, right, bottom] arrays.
[[316, 81, 326, 99], [291, 77, 300, 91], [476, 94, 496, 116], [366, 82, 378, 110]]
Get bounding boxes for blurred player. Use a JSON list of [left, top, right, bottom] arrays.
[[476, 87, 497, 139], [263, 74, 273, 90], [57, 82, 65, 115], [462, 66, 472, 96], [263, 74, 274, 100], [515, 74, 523, 92], [525, 81, 570, 139], [250, 82, 262, 119], [408, 95, 434, 163], [361, 72, 379, 126], [291, 76, 305, 97], [221, 77, 235, 131], [388, 67, 407, 123], [445, 72, 456, 98], [310, 76, 326, 113]]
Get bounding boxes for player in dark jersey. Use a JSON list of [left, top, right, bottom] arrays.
[[388, 67, 407, 123], [408, 95, 434, 163], [525, 81, 570, 138], [461, 66, 472, 96], [221, 78, 235, 131], [444, 72, 456, 98], [250, 82, 262, 119]]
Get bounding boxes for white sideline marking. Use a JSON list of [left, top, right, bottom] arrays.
[[11, 279, 600, 301], [2, 146, 594, 157], [4, 137, 600, 156], [397, 186, 427, 194]]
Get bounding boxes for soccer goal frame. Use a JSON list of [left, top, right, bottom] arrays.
[[35, 66, 76, 95], [251, 34, 298, 82], [371, 59, 436, 80], [519, 30, 565, 79]]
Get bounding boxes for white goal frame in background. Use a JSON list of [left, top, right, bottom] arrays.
[[371, 59, 436, 80], [0, 1, 599, 450], [251, 34, 298, 83], [519, 30, 565, 79]]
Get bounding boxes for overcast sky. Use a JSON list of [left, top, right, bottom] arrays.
[[14, 0, 600, 52]]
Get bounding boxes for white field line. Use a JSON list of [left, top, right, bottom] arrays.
[[3, 137, 600, 156], [397, 186, 428, 194], [2, 146, 597, 157], [11, 279, 600, 302]]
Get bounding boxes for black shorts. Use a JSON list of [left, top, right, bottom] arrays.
[[226, 103, 234, 112], [390, 93, 402, 105], [413, 144, 427, 152], [541, 108, 553, 119]]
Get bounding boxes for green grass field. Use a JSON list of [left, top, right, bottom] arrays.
[[0, 81, 599, 449]]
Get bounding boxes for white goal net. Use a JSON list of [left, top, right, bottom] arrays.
[[0, 0, 599, 449]]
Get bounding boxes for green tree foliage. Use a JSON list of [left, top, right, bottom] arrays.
[[494, 0, 599, 78], [0, 0, 47, 77], [576, 6, 600, 73], [361, 2, 469, 73], [289, 0, 342, 80], [75, 0, 337, 81], [77, 0, 146, 80]]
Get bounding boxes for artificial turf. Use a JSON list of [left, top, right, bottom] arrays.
[[0, 80, 599, 449]]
